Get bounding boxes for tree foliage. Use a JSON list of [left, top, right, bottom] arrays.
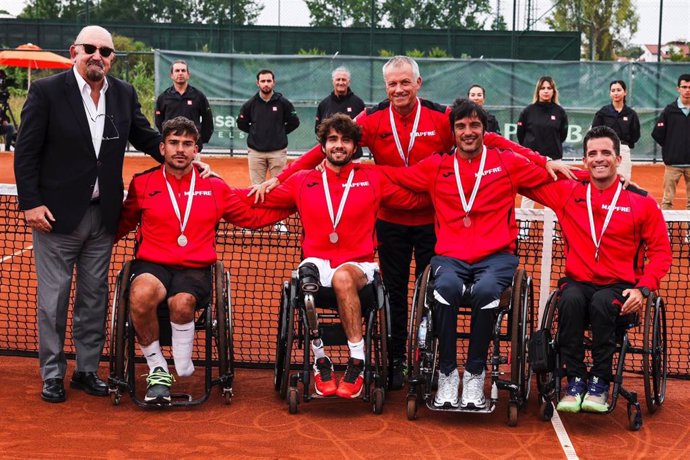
[[18, 0, 262, 24], [545, 0, 638, 61], [306, 0, 491, 29]]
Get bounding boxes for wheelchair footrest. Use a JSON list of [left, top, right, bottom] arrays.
[[424, 399, 497, 414]]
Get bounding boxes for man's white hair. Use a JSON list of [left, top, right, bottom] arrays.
[[332, 66, 351, 79], [382, 56, 420, 81]]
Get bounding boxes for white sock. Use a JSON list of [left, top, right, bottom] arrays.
[[311, 338, 326, 360], [348, 339, 365, 361], [171, 321, 195, 377], [139, 340, 168, 373]]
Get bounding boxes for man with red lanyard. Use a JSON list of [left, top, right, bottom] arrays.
[[251, 113, 429, 398], [525, 126, 671, 413], [378, 100, 556, 408], [251, 57, 574, 388], [116, 117, 289, 404]]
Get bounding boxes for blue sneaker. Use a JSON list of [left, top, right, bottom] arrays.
[[556, 376, 587, 413], [581, 376, 610, 413]]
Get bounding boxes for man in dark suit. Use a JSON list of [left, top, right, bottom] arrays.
[[14, 25, 164, 403]]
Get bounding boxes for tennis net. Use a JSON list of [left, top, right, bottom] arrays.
[[1, 184, 688, 377]]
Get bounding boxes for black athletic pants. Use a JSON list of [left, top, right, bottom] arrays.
[[375, 220, 436, 362], [557, 278, 633, 383]]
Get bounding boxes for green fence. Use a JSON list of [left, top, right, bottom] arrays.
[[0, 19, 579, 59], [155, 51, 690, 160]]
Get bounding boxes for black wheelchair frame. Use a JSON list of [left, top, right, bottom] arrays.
[[534, 289, 667, 431], [273, 269, 392, 414], [108, 260, 234, 408], [406, 265, 533, 426]]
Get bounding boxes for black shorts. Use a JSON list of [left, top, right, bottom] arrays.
[[129, 260, 213, 306]]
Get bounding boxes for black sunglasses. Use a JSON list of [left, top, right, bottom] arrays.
[[76, 43, 115, 58]]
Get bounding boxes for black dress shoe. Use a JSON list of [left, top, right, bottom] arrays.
[[42, 378, 66, 403], [70, 371, 108, 396]]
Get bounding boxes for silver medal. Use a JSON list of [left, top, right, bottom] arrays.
[[463, 216, 471, 227], [329, 232, 339, 244], [177, 234, 188, 247]]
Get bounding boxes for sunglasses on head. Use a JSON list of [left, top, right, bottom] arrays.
[[76, 43, 115, 57]]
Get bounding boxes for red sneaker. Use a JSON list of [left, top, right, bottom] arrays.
[[313, 357, 337, 396], [336, 357, 365, 399]]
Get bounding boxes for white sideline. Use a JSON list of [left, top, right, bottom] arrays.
[[550, 408, 579, 459], [1, 245, 32, 263]]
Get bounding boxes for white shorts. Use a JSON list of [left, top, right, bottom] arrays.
[[299, 257, 379, 287]]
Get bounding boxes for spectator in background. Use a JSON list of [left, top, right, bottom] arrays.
[[238, 69, 300, 185], [155, 60, 214, 152], [517, 75, 568, 210], [652, 73, 690, 210], [466, 84, 500, 134], [0, 109, 14, 152], [591, 80, 640, 181], [315, 67, 365, 133]]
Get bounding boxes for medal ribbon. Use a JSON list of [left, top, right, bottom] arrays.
[[322, 168, 355, 234], [453, 146, 487, 220], [586, 181, 622, 261], [389, 97, 422, 166], [163, 167, 196, 239]]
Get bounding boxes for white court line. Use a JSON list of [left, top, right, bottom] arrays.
[[1, 245, 33, 263], [550, 407, 579, 459]]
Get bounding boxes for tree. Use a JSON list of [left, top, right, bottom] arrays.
[[306, 0, 491, 29], [305, 0, 381, 27], [18, 0, 262, 24], [383, 0, 491, 29], [546, 0, 638, 61]]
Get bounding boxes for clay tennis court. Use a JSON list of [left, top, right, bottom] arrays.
[[1, 154, 689, 459]]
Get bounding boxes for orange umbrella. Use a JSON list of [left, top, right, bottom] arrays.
[[0, 43, 72, 87]]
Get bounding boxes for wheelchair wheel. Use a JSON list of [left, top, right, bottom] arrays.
[[375, 277, 391, 391], [627, 402, 643, 431], [643, 295, 667, 414], [536, 291, 560, 405], [407, 265, 432, 380], [510, 269, 532, 407], [215, 263, 233, 403], [109, 261, 132, 405], [539, 395, 554, 421], [274, 281, 290, 393], [507, 401, 519, 427], [279, 279, 298, 400], [406, 396, 418, 420], [372, 387, 384, 414], [288, 387, 299, 414]]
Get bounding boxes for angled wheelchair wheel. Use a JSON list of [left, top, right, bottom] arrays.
[[274, 281, 290, 393], [215, 263, 233, 403], [375, 275, 391, 391], [510, 269, 532, 407], [278, 279, 298, 400], [535, 291, 560, 406], [109, 261, 132, 405], [407, 265, 432, 379], [643, 295, 667, 414]]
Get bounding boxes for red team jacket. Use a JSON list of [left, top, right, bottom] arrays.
[[278, 99, 547, 227], [259, 162, 429, 266], [117, 166, 289, 268], [526, 180, 671, 290], [380, 148, 553, 264]]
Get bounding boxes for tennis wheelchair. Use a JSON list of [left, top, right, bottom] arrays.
[[532, 288, 667, 431], [405, 265, 533, 426], [108, 260, 234, 408], [273, 265, 392, 414]]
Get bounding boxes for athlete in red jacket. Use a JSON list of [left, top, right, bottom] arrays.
[[116, 117, 289, 404], [251, 56, 574, 389], [525, 126, 671, 414], [254, 113, 429, 399], [380, 100, 554, 409]]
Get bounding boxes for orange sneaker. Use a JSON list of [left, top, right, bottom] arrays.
[[336, 357, 365, 399], [313, 357, 337, 396]]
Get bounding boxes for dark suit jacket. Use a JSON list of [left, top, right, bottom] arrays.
[[14, 69, 163, 234]]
